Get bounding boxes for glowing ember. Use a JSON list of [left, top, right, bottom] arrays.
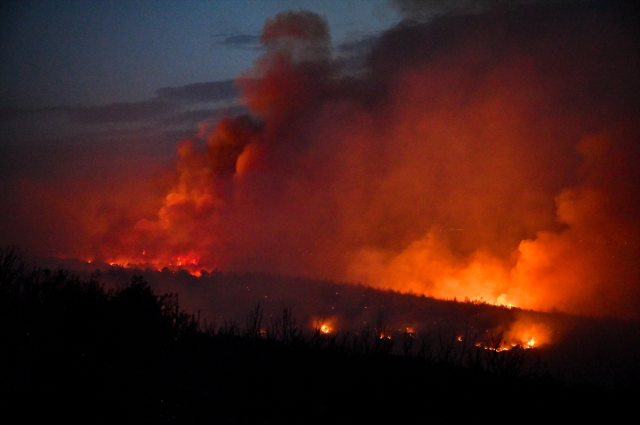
[[320, 325, 331, 334]]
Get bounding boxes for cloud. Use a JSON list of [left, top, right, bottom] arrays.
[[216, 33, 261, 49], [0, 83, 245, 156], [156, 80, 240, 103], [0, 79, 241, 127], [160, 105, 247, 127], [0, 100, 176, 127], [72, 100, 178, 124]]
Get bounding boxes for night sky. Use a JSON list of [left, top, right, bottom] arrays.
[[1, 0, 639, 319], [1, 0, 396, 107]]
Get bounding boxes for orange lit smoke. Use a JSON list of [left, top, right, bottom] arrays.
[[89, 6, 639, 318]]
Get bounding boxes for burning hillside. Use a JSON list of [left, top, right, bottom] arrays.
[[68, 261, 636, 388], [5, 2, 640, 319], [4, 248, 636, 422]]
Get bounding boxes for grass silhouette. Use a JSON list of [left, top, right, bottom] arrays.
[[1, 247, 632, 423]]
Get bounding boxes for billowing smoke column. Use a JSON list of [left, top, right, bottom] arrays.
[[98, 3, 640, 319]]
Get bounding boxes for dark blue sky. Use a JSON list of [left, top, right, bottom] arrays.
[[1, 0, 398, 108]]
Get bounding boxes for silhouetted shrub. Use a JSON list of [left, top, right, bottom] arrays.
[[0, 247, 630, 423]]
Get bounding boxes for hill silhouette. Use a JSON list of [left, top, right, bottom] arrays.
[[3, 248, 637, 423]]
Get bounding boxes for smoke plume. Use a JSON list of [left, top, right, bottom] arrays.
[[87, 2, 640, 318]]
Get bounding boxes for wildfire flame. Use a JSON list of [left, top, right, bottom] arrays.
[[479, 334, 541, 351], [313, 318, 336, 335]]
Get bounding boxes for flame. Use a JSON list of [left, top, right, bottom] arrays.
[[482, 336, 536, 351], [176, 255, 198, 267], [510, 319, 551, 347], [99, 252, 203, 276], [525, 336, 536, 348], [495, 294, 514, 308], [313, 318, 336, 335]]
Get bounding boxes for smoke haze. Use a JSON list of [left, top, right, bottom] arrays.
[[4, 1, 639, 319]]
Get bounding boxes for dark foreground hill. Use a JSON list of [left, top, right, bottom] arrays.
[[2, 248, 638, 423], [44, 254, 640, 389]]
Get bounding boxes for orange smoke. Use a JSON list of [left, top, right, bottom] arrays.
[[85, 4, 640, 318]]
